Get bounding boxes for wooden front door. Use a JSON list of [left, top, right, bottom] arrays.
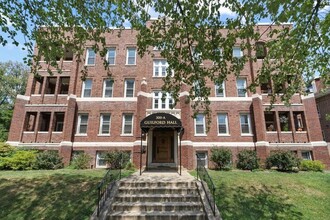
[[153, 130, 172, 163]]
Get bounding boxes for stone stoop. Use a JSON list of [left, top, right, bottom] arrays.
[[107, 173, 207, 220]]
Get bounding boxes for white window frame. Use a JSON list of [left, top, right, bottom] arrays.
[[153, 91, 174, 109], [82, 79, 92, 97], [85, 48, 96, 65], [301, 151, 312, 160], [122, 114, 134, 135], [77, 114, 89, 134], [153, 59, 169, 77], [99, 113, 111, 135], [103, 79, 114, 98], [96, 152, 107, 168], [240, 113, 252, 135], [126, 47, 136, 65], [215, 81, 226, 97], [217, 113, 229, 135], [124, 79, 135, 97], [106, 47, 116, 65], [195, 114, 206, 135], [236, 78, 247, 97], [233, 46, 243, 58]]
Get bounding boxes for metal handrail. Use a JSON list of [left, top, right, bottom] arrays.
[[96, 153, 123, 216], [196, 153, 216, 216]]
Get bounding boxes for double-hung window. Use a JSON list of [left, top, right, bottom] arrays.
[[122, 114, 133, 135], [215, 81, 225, 97], [103, 79, 114, 97], [218, 113, 229, 134], [126, 47, 136, 65], [240, 113, 251, 134], [195, 114, 206, 135], [99, 114, 111, 135], [125, 79, 135, 97], [236, 78, 247, 97], [82, 79, 92, 97], [153, 60, 168, 77], [86, 48, 96, 65], [107, 48, 116, 65], [77, 114, 89, 134], [233, 47, 243, 58], [153, 91, 174, 109]]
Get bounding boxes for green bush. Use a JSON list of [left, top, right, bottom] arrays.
[[0, 142, 16, 158], [105, 151, 131, 169], [300, 160, 325, 172], [34, 150, 64, 170], [0, 150, 37, 170], [70, 152, 91, 169], [210, 148, 232, 170], [125, 161, 136, 171], [266, 151, 300, 172], [237, 150, 260, 171]]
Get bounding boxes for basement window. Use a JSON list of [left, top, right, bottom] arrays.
[[196, 152, 208, 168], [96, 152, 108, 168], [24, 112, 37, 131], [39, 112, 51, 132], [301, 151, 312, 160]]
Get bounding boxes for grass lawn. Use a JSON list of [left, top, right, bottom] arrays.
[[193, 170, 330, 220], [0, 169, 134, 220]]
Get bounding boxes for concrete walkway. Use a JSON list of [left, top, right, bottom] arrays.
[[121, 169, 196, 182]]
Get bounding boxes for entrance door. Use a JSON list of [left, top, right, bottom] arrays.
[[153, 130, 173, 163]]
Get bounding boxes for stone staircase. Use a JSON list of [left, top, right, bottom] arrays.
[[106, 171, 207, 220]]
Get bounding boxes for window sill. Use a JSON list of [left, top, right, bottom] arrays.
[[120, 134, 133, 136], [241, 134, 253, 136], [280, 131, 292, 133], [63, 60, 73, 63], [58, 94, 68, 96], [52, 131, 63, 134], [295, 131, 307, 133], [218, 134, 230, 136], [23, 131, 35, 133], [75, 134, 88, 136], [195, 134, 207, 137], [125, 64, 136, 66], [44, 94, 55, 96], [37, 131, 49, 133], [31, 94, 41, 96], [97, 134, 111, 137], [266, 131, 278, 133], [84, 64, 96, 67]]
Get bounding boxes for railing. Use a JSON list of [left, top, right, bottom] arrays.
[[196, 153, 216, 216], [96, 155, 123, 217]]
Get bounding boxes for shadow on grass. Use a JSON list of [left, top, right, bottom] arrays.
[[217, 183, 303, 220], [0, 173, 101, 220]]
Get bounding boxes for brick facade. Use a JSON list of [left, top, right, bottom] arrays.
[[7, 25, 330, 169]]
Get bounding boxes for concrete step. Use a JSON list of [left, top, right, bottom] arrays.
[[119, 181, 197, 188], [117, 187, 198, 195], [108, 211, 206, 220], [111, 202, 203, 212], [115, 194, 201, 203]]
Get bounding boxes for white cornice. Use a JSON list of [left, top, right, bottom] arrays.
[[137, 91, 152, 97], [25, 104, 68, 107], [208, 97, 253, 102], [76, 97, 137, 102], [73, 142, 134, 147], [16, 95, 30, 101]]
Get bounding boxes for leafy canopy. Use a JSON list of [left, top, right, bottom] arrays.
[[1, 0, 329, 117]]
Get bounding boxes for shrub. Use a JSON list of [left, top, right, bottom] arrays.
[[70, 152, 91, 169], [300, 160, 325, 172], [210, 148, 232, 170], [266, 151, 300, 172], [105, 151, 131, 169], [34, 150, 64, 170], [237, 150, 260, 171], [0, 150, 37, 170], [125, 161, 136, 171], [0, 142, 16, 158]]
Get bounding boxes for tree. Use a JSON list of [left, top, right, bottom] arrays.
[[0, 61, 29, 141], [1, 0, 329, 120]]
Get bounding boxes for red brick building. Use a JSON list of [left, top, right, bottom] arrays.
[[7, 24, 330, 169]]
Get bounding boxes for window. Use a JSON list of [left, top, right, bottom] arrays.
[[103, 79, 114, 97], [279, 112, 291, 131], [218, 113, 229, 134], [215, 81, 225, 97], [126, 47, 136, 65], [125, 79, 135, 97], [153, 60, 168, 77], [86, 48, 96, 65], [213, 48, 222, 64], [236, 78, 247, 97], [240, 114, 251, 134], [265, 112, 276, 131], [122, 114, 133, 135], [54, 112, 65, 132], [64, 46, 73, 61], [107, 48, 116, 65], [255, 42, 267, 59], [59, 77, 70, 94], [260, 80, 272, 94], [96, 152, 107, 168], [45, 77, 57, 94], [293, 112, 305, 131], [192, 46, 202, 62], [77, 114, 89, 134], [194, 80, 202, 97], [32, 76, 44, 94], [39, 112, 51, 131], [82, 79, 92, 97], [24, 112, 37, 131], [195, 114, 206, 135], [301, 151, 312, 160], [196, 152, 208, 168], [99, 114, 111, 135], [233, 47, 243, 58], [153, 91, 174, 109]]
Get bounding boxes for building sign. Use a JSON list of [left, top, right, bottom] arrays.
[[140, 113, 182, 131]]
